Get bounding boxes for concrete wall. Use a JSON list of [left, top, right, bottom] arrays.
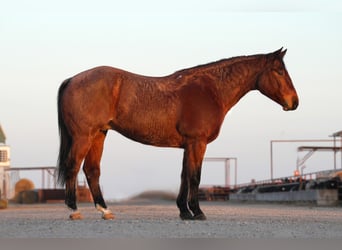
[[230, 189, 339, 206], [316, 189, 339, 206]]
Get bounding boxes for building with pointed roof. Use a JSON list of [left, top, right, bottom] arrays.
[[0, 124, 6, 144]]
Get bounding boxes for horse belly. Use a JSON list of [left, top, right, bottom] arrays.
[[112, 110, 183, 147]]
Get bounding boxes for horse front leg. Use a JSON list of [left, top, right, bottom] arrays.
[[177, 162, 193, 220], [188, 141, 207, 220], [177, 140, 207, 220], [83, 131, 114, 220]]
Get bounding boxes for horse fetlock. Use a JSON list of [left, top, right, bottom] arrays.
[[188, 204, 206, 220], [188, 201, 201, 213], [179, 211, 194, 220], [96, 204, 115, 220]]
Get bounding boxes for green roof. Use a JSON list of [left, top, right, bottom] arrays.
[[0, 125, 6, 144], [331, 130, 342, 137]]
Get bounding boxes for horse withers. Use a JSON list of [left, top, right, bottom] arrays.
[[57, 48, 298, 220]]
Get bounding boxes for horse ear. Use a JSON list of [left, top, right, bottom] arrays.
[[272, 47, 286, 59], [280, 48, 287, 58]]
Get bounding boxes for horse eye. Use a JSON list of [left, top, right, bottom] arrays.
[[276, 69, 284, 76]]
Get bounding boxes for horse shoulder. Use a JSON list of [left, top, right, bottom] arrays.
[[176, 77, 225, 141]]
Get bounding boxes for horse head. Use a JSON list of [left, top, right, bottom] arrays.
[[256, 48, 299, 111]]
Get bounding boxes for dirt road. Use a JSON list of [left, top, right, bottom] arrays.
[[1, 200, 342, 238]]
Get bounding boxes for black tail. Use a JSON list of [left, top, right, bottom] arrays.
[[57, 78, 72, 186]]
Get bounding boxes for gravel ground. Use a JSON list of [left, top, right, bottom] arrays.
[[1, 200, 342, 238]]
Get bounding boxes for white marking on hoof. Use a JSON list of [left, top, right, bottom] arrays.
[[96, 204, 115, 220], [69, 210, 83, 220]]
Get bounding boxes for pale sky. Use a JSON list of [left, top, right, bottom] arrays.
[[1, 1, 342, 199]]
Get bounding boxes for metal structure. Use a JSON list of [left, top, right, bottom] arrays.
[[296, 131, 342, 174], [203, 157, 237, 188], [330, 130, 342, 169], [270, 131, 342, 180], [297, 146, 342, 173], [3, 166, 58, 199], [270, 139, 335, 180]]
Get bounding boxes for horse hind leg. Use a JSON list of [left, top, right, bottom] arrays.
[[64, 136, 92, 220], [83, 131, 114, 220]]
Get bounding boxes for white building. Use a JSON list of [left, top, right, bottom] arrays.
[[0, 124, 10, 199]]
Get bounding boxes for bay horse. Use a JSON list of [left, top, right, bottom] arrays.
[[57, 48, 298, 220]]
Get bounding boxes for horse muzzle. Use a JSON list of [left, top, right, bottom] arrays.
[[283, 96, 299, 111]]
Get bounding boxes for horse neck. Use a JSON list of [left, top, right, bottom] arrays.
[[213, 56, 267, 113]]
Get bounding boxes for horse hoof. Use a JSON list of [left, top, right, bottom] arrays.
[[69, 211, 83, 220], [102, 212, 115, 220], [193, 213, 207, 220], [180, 212, 194, 220]]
